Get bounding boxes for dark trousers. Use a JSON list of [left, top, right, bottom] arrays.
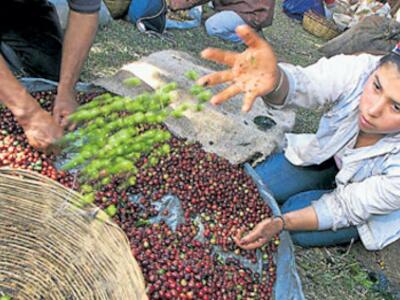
[[0, 0, 63, 81]]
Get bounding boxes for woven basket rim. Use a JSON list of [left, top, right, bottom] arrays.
[[303, 10, 340, 32], [302, 11, 340, 40]]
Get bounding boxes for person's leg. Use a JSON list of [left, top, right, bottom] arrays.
[[281, 190, 359, 247], [0, 1, 63, 81], [204, 11, 246, 43], [255, 152, 338, 204]]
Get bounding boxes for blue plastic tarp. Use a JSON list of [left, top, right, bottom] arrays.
[[245, 164, 305, 300]]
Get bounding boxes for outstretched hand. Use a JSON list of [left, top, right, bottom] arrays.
[[198, 25, 279, 112]]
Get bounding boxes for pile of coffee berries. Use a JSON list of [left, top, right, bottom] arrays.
[[93, 133, 278, 299], [0, 89, 278, 299], [129, 221, 275, 299]]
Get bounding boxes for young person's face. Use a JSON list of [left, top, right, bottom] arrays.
[[359, 63, 400, 135]]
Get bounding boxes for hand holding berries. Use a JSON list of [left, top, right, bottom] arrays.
[[53, 89, 79, 131], [18, 107, 64, 154], [234, 217, 284, 250]]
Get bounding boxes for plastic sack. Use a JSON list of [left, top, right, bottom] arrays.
[[20, 77, 101, 93], [283, 0, 325, 20], [348, 0, 390, 27], [332, 0, 390, 29], [48, 0, 112, 30], [244, 164, 305, 300], [166, 6, 202, 30]]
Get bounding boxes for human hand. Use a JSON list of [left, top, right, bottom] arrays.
[[18, 108, 64, 153], [198, 25, 279, 112], [53, 90, 79, 130], [233, 217, 283, 250]]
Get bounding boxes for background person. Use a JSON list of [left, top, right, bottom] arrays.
[[168, 0, 275, 43]]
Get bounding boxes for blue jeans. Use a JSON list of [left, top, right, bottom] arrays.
[[166, 6, 202, 30], [255, 152, 359, 247], [205, 11, 246, 43]]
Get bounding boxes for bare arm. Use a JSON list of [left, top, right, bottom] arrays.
[[53, 10, 98, 128], [284, 206, 318, 231], [58, 10, 98, 94], [0, 55, 41, 122], [234, 206, 318, 250], [0, 55, 63, 151]]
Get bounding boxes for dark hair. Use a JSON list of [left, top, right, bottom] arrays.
[[378, 52, 400, 70]]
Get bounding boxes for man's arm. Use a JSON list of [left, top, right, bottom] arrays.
[[58, 10, 98, 95], [53, 10, 98, 128], [0, 55, 63, 151], [0, 55, 41, 122]]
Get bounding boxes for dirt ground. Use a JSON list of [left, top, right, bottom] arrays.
[[81, 1, 399, 299]]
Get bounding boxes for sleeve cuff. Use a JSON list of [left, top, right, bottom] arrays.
[[68, 0, 101, 13], [265, 63, 296, 110], [312, 199, 334, 230]]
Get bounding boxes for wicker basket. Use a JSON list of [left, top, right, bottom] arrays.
[[103, 0, 131, 18], [0, 168, 148, 300], [303, 10, 341, 40]]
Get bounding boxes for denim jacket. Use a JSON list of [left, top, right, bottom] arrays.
[[277, 54, 400, 250]]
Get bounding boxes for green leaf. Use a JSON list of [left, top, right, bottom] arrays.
[[159, 82, 178, 93], [171, 110, 183, 119], [176, 103, 190, 111], [101, 177, 111, 185], [105, 204, 117, 217], [116, 159, 134, 172], [197, 90, 213, 103], [135, 219, 151, 227], [81, 193, 95, 204], [160, 144, 171, 155], [123, 77, 141, 87], [190, 84, 205, 95], [195, 104, 204, 112], [185, 70, 199, 81], [157, 268, 166, 275], [149, 156, 159, 167], [81, 184, 93, 194], [109, 100, 125, 111], [128, 176, 137, 185], [145, 112, 158, 124]]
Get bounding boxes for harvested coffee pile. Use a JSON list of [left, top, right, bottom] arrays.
[[0, 90, 278, 299]]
